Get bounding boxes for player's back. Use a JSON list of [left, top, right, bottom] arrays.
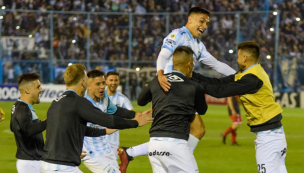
[[147, 72, 207, 140], [43, 91, 88, 166]]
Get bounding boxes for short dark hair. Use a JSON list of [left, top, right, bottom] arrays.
[[237, 41, 260, 59], [173, 46, 194, 56], [188, 7, 211, 17], [87, 70, 105, 78], [18, 73, 40, 86], [106, 71, 119, 78]]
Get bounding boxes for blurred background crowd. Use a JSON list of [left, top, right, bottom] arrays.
[[1, 0, 304, 93]]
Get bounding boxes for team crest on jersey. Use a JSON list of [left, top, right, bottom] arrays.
[[170, 34, 175, 38], [167, 74, 184, 82]]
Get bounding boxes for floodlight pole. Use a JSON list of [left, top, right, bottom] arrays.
[[274, 11, 280, 91]]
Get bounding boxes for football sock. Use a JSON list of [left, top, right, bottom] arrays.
[[126, 142, 149, 157], [224, 126, 233, 136], [231, 130, 237, 143]]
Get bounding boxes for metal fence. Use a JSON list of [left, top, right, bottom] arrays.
[[0, 9, 303, 91]]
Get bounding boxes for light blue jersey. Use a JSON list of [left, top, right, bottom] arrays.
[[162, 26, 235, 75], [104, 88, 133, 150], [82, 93, 118, 160]]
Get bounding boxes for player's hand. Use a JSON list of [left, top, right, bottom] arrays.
[[142, 108, 152, 117], [134, 111, 153, 127], [80, 151, 86, 159], [158, 74, 171, 92], [106, 128, 118, 134]]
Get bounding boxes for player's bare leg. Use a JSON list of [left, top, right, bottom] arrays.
[[189, 114, 206, 152]]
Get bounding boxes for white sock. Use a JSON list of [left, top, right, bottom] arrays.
[[188, 134, 200, 152], [126, 142, 149, 157]]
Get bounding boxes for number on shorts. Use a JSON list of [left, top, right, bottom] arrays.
[[257, 164, 266, 173]]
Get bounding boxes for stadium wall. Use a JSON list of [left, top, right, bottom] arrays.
[[1, 84, 304, 109]]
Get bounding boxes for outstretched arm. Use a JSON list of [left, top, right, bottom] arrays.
[[201, 74, 263, 98], [199, 51, 236, 76]]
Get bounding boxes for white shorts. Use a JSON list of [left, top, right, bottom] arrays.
[[17, 159, 41, 173], [148, 137, 199, 173], [255, 126, 287, 173], [83, 151, 120, 173], [40, 161, 83, 173]]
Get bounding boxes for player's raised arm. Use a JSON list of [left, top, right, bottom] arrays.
[[157, 48, 172, 91], [198, 47, 236, 76]]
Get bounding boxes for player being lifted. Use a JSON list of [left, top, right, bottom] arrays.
[[118, 6, 236, 172]]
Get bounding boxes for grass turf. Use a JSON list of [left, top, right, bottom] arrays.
[[0, 101, 303, 173]]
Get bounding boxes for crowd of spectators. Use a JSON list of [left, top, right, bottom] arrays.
[[1, 0, 304, 91]]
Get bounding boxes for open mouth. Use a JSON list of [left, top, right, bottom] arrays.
[[198, 28, 204, 34]]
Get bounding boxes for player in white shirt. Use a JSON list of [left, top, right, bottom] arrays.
[[82, 70, 151, 173], [118, 7, 237, 173], [104, 71, 134, 160]]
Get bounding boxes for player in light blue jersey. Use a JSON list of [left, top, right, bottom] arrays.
[[105, 71, 134, 159], [118, 7, 237, 173], [82, 70, 152, 173], [157, 6, 236, 152]]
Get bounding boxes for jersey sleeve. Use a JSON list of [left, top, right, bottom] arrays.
[[198, 44, 236, 76], [162, 30, 184, 53], [194, 85, 208, 115], [77, 97, 138, 129], [13, 105, 47, 137], [84, 126, 106, 137], [107, 98, 118, 114], [201, 74, 263, 98], [137, 78, 153, 106]]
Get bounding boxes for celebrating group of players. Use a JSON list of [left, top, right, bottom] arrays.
[[10, 7, 287, 173]]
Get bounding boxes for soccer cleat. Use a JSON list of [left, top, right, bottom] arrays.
[[231, 142, 240, 146], [118, 147, 134, 173], [221, 133, 226, 144]]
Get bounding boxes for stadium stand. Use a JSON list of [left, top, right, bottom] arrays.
[[1, 0, 304, 91]]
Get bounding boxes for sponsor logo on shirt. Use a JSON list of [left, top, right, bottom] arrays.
[[170, 34, 175, 38], [167, 74, 184, 82], [165, 39, 176, 46], [149, 150, 172, 156]]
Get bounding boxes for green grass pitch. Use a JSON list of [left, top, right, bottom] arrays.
[[0, 101, 304, 173]]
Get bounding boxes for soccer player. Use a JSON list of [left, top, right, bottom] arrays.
[[157, 6, 236, 151], [105, 71, 134, 159], [193, 41, 287, 173], [82, 70, 129, 173], [138, 46, 207, 172], [10, 73, 46, 173], [41, 64, 153, 173], [118, 7, 237, 172], [221, 96, 242, 145]]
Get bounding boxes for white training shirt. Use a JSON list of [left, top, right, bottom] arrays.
[[157, 26, 236, 76], [104, 88, 133, 149]]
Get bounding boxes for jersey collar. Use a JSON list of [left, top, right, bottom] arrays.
[[18, 99, 35, 112], [66, 89, 77, 95], [172, 70, 185, 76], [242, 63, 259, 73], [105, 87, 117, 98], [183, 26, 195, 41], [85, 92, 101, 107]]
